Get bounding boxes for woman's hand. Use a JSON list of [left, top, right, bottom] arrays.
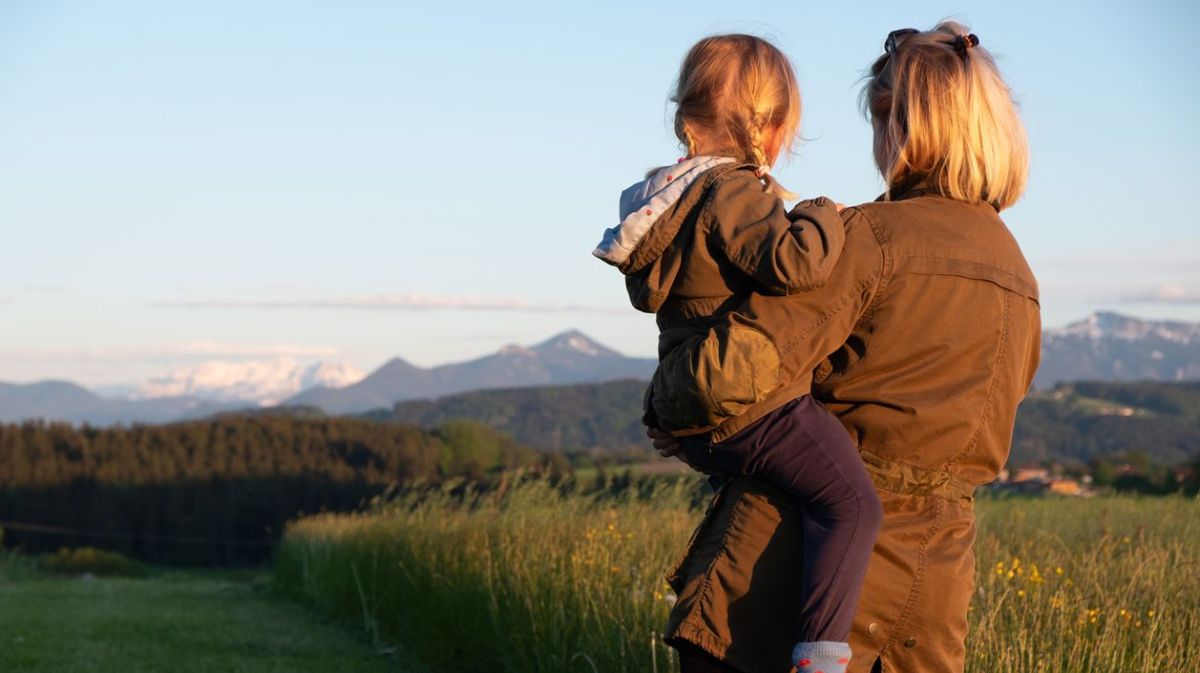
[[646, 426, 684, 459], [648, 427, 715, 476]]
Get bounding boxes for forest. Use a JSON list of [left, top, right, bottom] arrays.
[[0, 415, 546, 564]]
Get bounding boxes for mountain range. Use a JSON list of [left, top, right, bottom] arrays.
[[0, 331, 655, 425], [2, 312, 1198, 425], [1035, 312, 1200, 388], [283, 330, 656, 415]]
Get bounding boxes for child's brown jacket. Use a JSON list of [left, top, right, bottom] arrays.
[[595, 159, 845, 435]]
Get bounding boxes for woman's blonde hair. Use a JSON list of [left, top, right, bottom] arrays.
[[672, 34, 801, 196], [862, 21, 1029, 210]]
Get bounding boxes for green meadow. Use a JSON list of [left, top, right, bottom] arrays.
[[0, 565, 404, 673]]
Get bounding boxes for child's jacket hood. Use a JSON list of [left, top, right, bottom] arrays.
[[592, 155, 735, 267]]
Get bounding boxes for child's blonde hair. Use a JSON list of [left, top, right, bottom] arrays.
[[671, 34, 801, 196], [862, 21, 1029, 210]]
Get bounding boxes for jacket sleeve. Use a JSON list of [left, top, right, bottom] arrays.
[[648, 207, 884, 434], [705, 174, 846, 295]]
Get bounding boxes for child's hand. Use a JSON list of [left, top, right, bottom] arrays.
[[835, 202, 846, 212]]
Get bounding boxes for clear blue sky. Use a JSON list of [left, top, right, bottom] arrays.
[[2, 0, 1197, 386]]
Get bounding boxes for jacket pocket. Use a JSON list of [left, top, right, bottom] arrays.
[[647, 320, 782, 433]]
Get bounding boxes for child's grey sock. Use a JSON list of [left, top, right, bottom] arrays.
[[791, 641, 852, 673]]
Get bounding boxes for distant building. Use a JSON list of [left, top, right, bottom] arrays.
[[1012, 467, 1050, 483], [1047, 479, 1083, 496], [991, 464, 1091, 497]]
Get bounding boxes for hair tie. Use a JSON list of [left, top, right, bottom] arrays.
[[754, 164, 772, 191], [953, 33, 980, 57]]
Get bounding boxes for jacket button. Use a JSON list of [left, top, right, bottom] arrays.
[[903, 637, 917, 648], [867, 623, 879, 634]]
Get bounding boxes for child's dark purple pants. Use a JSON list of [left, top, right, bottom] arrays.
[[679, 395, 884, 643]]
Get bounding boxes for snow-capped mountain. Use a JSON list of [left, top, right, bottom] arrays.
[[284, 330, 656, 415], [135, 358, 364, 406], [1047, 311, 1199, 344], [1036, 312, 1200, 388]]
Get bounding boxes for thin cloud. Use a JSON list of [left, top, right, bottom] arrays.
[[1034, 243, 1200, 273], [1118, 284, 1200, 305], [152, 293, 627, 314]]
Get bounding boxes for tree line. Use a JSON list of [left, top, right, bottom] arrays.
[[0, 415, 548, 564]]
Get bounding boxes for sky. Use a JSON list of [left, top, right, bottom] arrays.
[[2, 0, 1198, 387]]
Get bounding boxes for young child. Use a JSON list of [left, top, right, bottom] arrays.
[[592, 35, 883, 673]]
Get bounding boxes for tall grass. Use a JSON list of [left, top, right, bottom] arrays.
[[970, 497, 1200, 671], [274, 480, 1200, 672]]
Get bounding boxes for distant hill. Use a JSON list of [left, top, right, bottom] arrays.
[[287, 330, 656, 415], [1036, 312, 1200, 388], [367, 379, 649, 452], [1011, 380, 1200, 467], [371, 378, 1200, 467], [0, 380, 249, 425]]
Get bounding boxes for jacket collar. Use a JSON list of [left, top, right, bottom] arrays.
[[876, 176, 1001, 212]]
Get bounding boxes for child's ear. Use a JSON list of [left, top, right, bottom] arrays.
[[681, 123, 699, 157]]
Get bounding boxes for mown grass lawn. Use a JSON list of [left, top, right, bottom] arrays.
[[0, 570, 406, 673]]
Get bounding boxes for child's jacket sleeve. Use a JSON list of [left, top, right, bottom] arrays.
[[704, 173, 845, 295], [647, 207, 883, 436]]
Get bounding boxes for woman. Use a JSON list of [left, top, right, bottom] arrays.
[[650, 21, 1041, 673]]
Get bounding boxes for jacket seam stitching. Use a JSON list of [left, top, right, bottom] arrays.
[[857, 207, 893, 325], [899, 269, 1037, 299], [894, 253, 1038, 298], [945, 290, 1011, 471], [898, 251, 1028, 273], [881, 497, 945, 653], [776, 208, 881, 356], [811, 207, 888, 381]]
